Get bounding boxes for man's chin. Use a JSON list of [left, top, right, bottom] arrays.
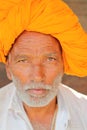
[[18, 91, 56, 107]]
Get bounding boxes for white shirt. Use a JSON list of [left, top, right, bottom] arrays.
[[0, 82, 87, 130]]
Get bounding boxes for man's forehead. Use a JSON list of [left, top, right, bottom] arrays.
[[15, 31, 58, 43], [8, 31, 62, 58], [12, 31, 61, 48]]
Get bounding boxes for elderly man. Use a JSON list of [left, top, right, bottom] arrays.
[[0, 0, 87, 130]]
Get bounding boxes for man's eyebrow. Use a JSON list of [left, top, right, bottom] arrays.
[[14, 55, 29, 60], [45, 52, 59, 56]]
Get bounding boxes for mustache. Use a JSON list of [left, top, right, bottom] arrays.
[[24, 82, 52, 91], [12, 73, 63, 91]]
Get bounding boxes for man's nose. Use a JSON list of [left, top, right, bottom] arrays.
[[31, 64, 44, 82]]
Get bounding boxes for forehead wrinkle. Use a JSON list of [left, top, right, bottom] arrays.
[[14, 40, 58, 49], [13, 41, 60, 51], [14, 31, 60, 46], [9, 44, 62, 62], [10, 31, 62, 57]]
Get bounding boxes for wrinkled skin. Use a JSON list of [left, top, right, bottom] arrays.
[[6, 31, 64, 107]]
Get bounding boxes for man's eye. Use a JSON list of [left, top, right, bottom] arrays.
[[17, 59, 28, 63], [47, 57, 56, 61]]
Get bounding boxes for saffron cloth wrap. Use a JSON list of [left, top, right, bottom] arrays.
[[0, 0, 87, 77]]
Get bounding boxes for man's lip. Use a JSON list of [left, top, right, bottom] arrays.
[[26, 89, 47, 95]]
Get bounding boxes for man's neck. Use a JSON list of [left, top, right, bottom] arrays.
[[23, 97, 57, 130]]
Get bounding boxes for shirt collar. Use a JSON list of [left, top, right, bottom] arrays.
[[8, 85, 24, 113]]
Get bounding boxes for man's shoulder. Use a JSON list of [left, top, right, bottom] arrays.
[[59, 84, 87, 128], [0, 82, 16, 105], [0, 82, 15, 95], [60, 83, 87, 106], [59, 83, 87, 115], [0, 83, 16, 127], [60, 83, 87, 100]]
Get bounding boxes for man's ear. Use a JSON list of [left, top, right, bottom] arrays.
[[5, 61, 12, 80]]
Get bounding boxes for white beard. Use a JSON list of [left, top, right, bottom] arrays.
[[12, 74, 63, 107]]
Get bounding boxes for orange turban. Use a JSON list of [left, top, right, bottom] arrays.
[[0, 0, 87, 77]]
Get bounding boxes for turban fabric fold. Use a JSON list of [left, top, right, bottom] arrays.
[[0, 0, 87, 77]]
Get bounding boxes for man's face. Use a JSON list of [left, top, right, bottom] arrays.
[[6, 31, 64, 107]]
